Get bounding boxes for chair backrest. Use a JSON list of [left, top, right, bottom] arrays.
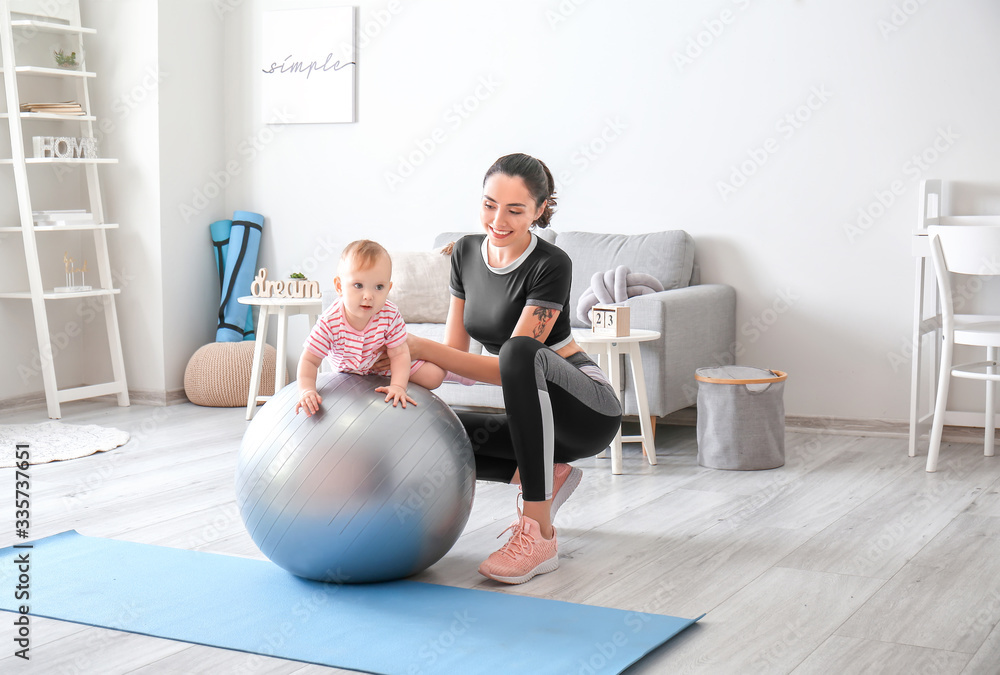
[[927, 225, 1000, 276], [928, 225, 1000, 324]]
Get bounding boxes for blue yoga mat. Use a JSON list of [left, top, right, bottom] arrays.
[[217, 210, 263, 342], [210, 218, 255, 340], [0, 531, 700, 674], [210, 218, 234, 292]]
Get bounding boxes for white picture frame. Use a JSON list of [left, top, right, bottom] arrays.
[[260, 5, 357, 124]]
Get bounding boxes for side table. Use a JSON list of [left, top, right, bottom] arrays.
[[238, 296, 322, 420], [573, 328, 661, 475]]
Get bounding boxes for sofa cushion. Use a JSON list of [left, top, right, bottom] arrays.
[[557, 231, 695, 328], [385, 250, 452, 323], [406, 322, 485, 355]]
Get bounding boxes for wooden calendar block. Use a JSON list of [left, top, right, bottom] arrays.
[[591, 304, 630, 337]]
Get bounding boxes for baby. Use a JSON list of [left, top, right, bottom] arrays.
[[296, 239, 445, 415]]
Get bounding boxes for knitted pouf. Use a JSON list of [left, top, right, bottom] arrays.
[[184, 341, 285, 407]]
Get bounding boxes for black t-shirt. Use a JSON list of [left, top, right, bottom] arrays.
[[449, 234, 573, 355]]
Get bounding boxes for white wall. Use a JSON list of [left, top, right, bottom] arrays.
[[84, 0, 165, 397], [77, 1, 226, 403], [5, 1, 1000, 423], [84, 0, 226, 402], [218, 0, 1000, 422], [158, 0, 227, 394], [0, 0, 225, 410], [0, 0, 152, 403]]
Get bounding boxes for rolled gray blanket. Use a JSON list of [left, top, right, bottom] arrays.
[[576, 265, 664, 325]]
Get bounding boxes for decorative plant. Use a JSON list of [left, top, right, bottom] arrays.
[[53, 50, 77, 68], [289, 272, 307, 279]]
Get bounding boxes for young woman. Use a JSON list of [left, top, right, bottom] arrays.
[[405, 153, 623, 584]]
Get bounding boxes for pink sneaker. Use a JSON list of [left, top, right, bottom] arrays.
[[551, 464, 583, 521], [478, 515, 558, 584]]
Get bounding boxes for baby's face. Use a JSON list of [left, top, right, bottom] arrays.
[[336, 255, 393, 326]]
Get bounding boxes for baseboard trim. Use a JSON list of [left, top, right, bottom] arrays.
[[127, 388, 189, 406], [0, 392, 48, 412], [643, 409, 990, 443], [782, 415, 996, 443], [783, 415, 909, 438], [0, 388, 189, 414], [645, 408, 913, 437]]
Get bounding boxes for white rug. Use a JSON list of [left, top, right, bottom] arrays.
[[0, 422, 130, 468]]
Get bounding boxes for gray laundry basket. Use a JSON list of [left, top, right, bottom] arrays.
[[695, 366, 787, 470]]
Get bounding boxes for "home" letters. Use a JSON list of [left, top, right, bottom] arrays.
[[32, 136, 98, 159]]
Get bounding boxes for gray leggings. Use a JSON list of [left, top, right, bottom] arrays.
[[457, 336, 623, 501]]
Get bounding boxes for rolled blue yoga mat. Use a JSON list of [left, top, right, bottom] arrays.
[[216, 210, 263, 342], [0, 531, 702, 674], [210, 218, 256, 341], [210, 218, 233, 291]]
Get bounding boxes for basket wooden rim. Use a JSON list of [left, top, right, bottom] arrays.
[[695, 369, 787, 385]]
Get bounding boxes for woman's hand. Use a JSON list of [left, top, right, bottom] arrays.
[[406, 333, 428, 361], [375, 384, 416, 408], [371, 346, 391, 372], [372, 334, 428, 373]]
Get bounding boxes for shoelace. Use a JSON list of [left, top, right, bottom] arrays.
[[495, 518, 534, 560]]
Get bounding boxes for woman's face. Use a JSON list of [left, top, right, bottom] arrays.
[[480, 173, 544, 254]]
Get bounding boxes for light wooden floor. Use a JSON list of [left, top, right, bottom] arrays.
[[3, 401, 1000, 674]]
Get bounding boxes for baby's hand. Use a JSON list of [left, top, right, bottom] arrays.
[[295, 389, 322, 416], [375, 384, 416, 408]]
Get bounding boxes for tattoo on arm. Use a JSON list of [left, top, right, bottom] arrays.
[[531, 307, 554, 339]]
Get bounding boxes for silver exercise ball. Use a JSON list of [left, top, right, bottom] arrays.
[[236, 372, 476, 583]]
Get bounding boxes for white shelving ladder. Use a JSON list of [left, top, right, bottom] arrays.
[[0, 0, 127, 418]]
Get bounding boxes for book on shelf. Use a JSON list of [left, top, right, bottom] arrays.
[[32, 210, 95, 226], [19, 101, 85, 115]]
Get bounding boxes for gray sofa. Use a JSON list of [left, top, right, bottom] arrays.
[[400, 229, 737, 422]]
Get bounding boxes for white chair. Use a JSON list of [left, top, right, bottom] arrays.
[[926, 225, 1000, 471]]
